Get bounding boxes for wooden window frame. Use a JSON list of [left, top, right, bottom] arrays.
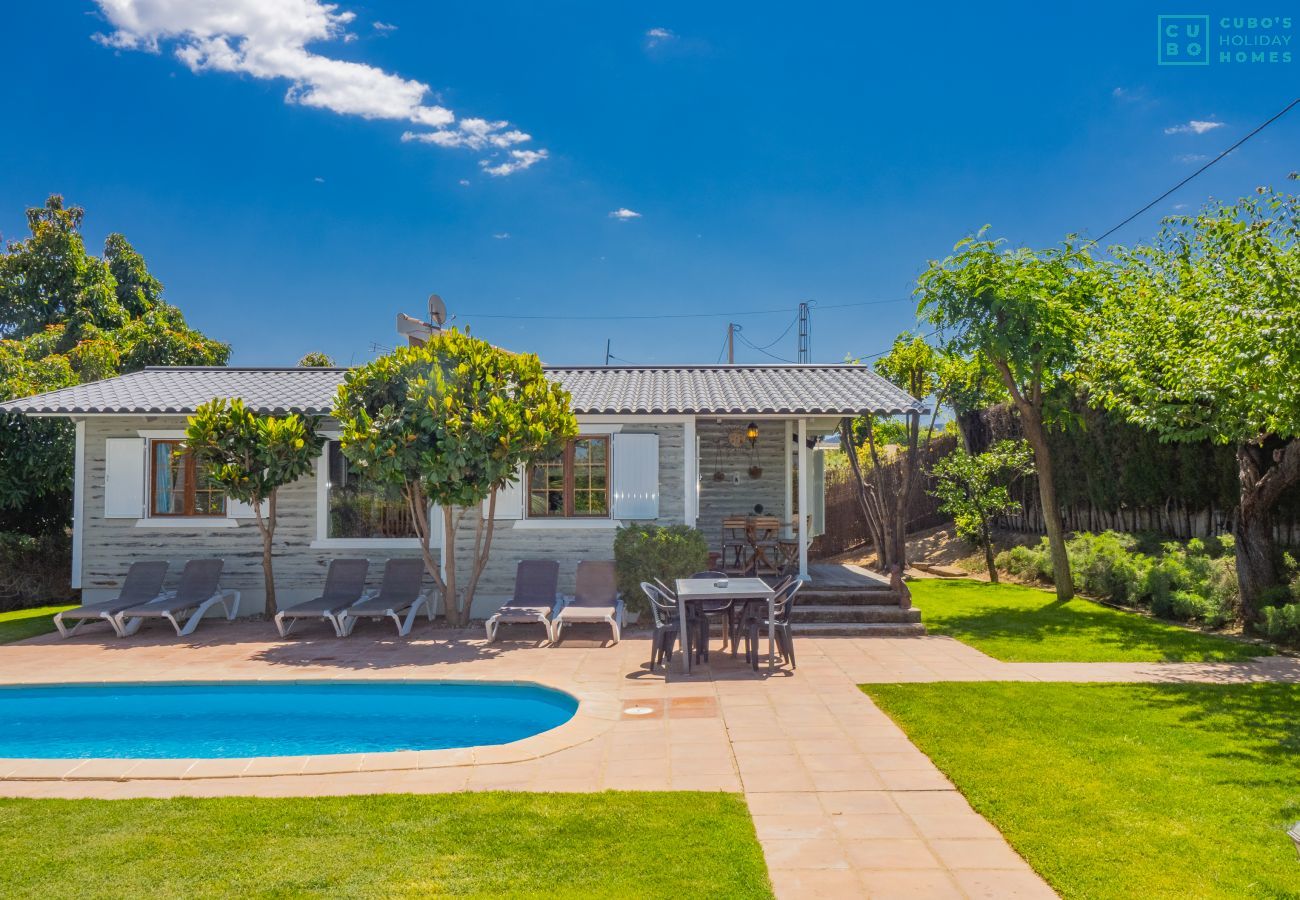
[[149, 439, 227, 518], [527, 435, 610, 519]]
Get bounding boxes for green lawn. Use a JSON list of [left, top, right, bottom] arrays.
[[0, 791, 771, 899], [0, 605, 73, 644], [908, 579, 1268, 662], [865, 682, 1300, 900]]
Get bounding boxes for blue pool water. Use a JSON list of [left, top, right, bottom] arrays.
[[0, 681, 578, 759]]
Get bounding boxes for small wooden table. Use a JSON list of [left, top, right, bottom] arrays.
[[674, 577, 778, 674]]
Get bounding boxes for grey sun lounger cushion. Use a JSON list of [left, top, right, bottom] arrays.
[[54, 561, 169, 638], [274, 558, 370, 637], [113, 559, 240, 637], [553, 560, 622, 644], [485, 560, 560, 642], [337, 558, 431, 636]]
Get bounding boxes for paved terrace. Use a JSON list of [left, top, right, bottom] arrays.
[[0, 625, 1294, 899]]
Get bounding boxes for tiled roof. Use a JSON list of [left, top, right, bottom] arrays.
[[0, 365, 926, 417]]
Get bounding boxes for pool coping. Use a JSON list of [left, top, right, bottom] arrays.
[[0, 677, 617, 782]]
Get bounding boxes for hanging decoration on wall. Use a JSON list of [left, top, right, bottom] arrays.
[[711, 438, 727, 482], [747, 421, 762, 479]]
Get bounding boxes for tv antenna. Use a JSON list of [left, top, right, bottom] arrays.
[[396, 293, 451, 346]]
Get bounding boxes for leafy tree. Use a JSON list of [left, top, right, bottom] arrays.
[[840, 333, 946, 571], [1084, 188, 1300, 622], [917, 230, 1098, 600], [185, 399, 324, 617], [333, 330, 576, 625], [930, 439, 1035, 581], [297, 352, 335, 367], [0, 195, 228, 533]]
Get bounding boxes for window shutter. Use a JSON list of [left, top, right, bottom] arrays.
[[104, 438, 145, 518], [489, 467, 525, 519], [227, 498, 256, 519], [810, 449, 826, 538], [612, 433, 659, 520]]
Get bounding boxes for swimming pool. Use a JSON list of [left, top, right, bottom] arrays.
[[0, 681, 578, 759]]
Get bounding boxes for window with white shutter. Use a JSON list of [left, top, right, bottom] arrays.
[[611, 433, 659, 520]]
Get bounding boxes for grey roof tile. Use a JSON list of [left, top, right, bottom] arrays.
[[0, 365, 926, 417]]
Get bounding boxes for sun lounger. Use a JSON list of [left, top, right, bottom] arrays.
[[53, 561, 169, 638], [485, 559, 560, 642], [336, 558, 432, 637], [273, 558, 369, 637], [112, 559, 239, 637], [552, 560, 622, 644]]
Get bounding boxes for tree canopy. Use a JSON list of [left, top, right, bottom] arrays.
[[1083, 187, 1300, 619], [334, 330, 576, 623], [0, 195, 229, 533], [186, 398, 324, 617]]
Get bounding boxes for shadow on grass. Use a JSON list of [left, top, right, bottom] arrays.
[[912, 579, 1267, 662]]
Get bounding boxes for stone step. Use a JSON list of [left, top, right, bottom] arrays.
[[790, 622, 927, 637], [791, 605, 922, 625], [797, 590, 902, 607]]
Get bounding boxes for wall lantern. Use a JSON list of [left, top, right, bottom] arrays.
[[745, 422, 759, 444]]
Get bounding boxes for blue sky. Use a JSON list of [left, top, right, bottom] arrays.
[[1, 3, 1294, 366]]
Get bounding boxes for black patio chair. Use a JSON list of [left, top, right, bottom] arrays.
[[684, 570, 732, 664], [742, 578, 803, 671], [641, 581, 686, 673]]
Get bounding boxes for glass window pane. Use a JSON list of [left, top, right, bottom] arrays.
[[327, 441, 418, 538]]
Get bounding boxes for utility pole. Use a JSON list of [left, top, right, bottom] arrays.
[[605, 339, 612, 365], [727, 323, 735, 364], [797, 302, 811, 362]]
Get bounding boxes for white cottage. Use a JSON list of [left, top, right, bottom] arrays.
[[1, 364, 925, 620]]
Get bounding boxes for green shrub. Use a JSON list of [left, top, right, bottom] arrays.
[[613, 523, 709, 615], [995, 543, 1052, 583], [993, 529, 1239, 627], [0, 531, 74, 611], [1260, 603, 1300, 643]]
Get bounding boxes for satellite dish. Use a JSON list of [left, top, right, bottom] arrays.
[[428, 294, 447, 326]]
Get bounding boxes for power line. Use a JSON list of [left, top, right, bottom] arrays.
[[748, 310, 800, 350], [456, 296, 908, 322], [848, 97, 1300, 361], [736, 330, 797, 363], [1090, 96, 1300, 246]]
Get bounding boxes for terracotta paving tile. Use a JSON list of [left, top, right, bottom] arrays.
[[829, 813, 919, 840], [819, 790, 900, 816], [908, 813, 1003, 841], [952, 869, 1058, 898], [859, 868, 966, 898], [842, 838, 942, 870], [770, 867, 869, 899], [745, 790, 824, 816], [751, 814, 838, 841], [929, 838, 1029, 870], [761, 837, 851, 870]]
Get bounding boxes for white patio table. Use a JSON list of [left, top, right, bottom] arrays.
[[674, 576, 778, 674]]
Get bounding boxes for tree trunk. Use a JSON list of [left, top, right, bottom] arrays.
[[442, 505, 459, 625], [461, 488, 500, 625], [1232, 439, 1300, 624], [979, 511, 998, 583], [255, 490, 277, 619], [1018, 406, 1073, 600]]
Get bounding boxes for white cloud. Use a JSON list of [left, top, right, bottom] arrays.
[[492, 232, 510, 239], [92, 1, 546, 175], [313, 175, 325, 182], [1164, 120, 1225, 135], [645, 27, 674, 47], [1175, 153, 1209, 164], [401, 118, 531, 150], [458, 178, 470, 186], [609, 208, 642, 220], [373, 21, 397, 32], [480, 149, 548, 176]]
